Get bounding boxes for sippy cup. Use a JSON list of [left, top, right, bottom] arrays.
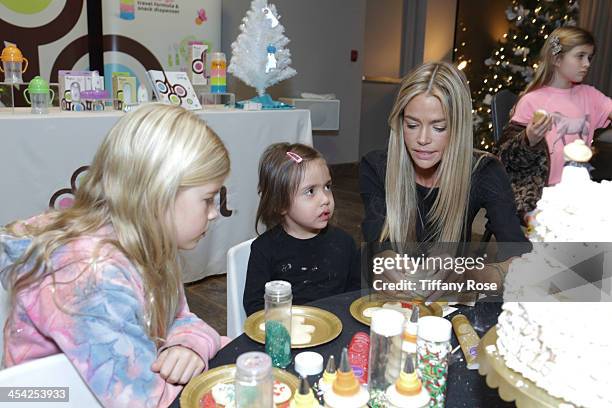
[[1, 44, 29, 84], [23, 76, 55, 114]]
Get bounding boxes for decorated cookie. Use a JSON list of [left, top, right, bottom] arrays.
[[292, 331, 312, 345], [211, 383, 235, 408], [532, 109, 549, 123], [200, 391, 216, 408], [563, 139, 592, 163], [273, 380, 293, 404], [362, 306, 381, 318]]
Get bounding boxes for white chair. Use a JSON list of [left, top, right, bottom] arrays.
[[0, 354, 102, 407], [0, 278, 10, 354], [226, 238, 255, 339]]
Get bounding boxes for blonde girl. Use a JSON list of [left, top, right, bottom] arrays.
[[0, 103, 230, 407]]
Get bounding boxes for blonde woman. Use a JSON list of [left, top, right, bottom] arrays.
[[360, 62, 528, 298], [0, 104, 230, 407], [499, 26, 612, 217]]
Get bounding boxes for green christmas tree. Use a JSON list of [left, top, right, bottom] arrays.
[[468, 0, 579, 151]]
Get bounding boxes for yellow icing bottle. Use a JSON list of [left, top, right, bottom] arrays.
[[290, 376, 322, 408], [323, 348, 369, 408], [385, 358, 430, 408]]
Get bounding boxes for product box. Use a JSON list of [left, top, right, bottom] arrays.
[[188, 42, 208, 86], [112, 72, 137, 110], [58, 70, 104, 111], [147, 70, 202, 110]]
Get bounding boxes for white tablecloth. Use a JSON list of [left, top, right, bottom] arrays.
[[0, 107, 312, 282]]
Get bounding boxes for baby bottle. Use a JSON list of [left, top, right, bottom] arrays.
[[23, 76, 54, 114], [0, 44, 28, 84]]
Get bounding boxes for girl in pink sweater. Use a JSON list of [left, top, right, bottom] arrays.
[[499, 26, 612, 216]]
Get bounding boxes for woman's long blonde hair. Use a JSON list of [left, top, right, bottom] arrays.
[[381, 61, 475, 245], [518, 26, 595, 102], [5, 103, 230, 344]]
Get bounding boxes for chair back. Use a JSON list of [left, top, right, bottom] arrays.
[[0, 280, 9, 355], [491, 89, 518, 144], [226, 238, 255, 339]]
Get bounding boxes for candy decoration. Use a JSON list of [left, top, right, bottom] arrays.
[[416, 316, 452, 408], [348, 332, 370, 384]]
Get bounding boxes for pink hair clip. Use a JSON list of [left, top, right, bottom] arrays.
[[286, 151, 303, 163]]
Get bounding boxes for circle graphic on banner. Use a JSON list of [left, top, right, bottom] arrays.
[[0, 0, 52, 14], [49, 166, 90, 210], [49, 189, 75, 210], [174, 85, 187, 97], [169, 94, 181, 105], [157, 82, 168, 93]]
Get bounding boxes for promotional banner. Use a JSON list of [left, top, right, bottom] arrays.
[[0, 0, 89, 104], [101, 0, 221, 91]]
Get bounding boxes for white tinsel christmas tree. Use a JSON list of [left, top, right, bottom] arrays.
[[228, 0, 297, 99]]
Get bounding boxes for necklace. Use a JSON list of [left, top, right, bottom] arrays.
[[416, 204, 426, 232]]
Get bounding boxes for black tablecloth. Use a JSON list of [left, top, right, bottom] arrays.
[[208, 290, 515, 408]]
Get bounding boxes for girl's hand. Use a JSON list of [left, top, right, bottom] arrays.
[[526, 114, 553, 146], [151, 346, 205, 385]]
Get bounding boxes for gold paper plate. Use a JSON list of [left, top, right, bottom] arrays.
[[243, 305, 342, 348], [477, 327, 568, 407], [349, 294, 443, 326], [181, 364, 299, 408]]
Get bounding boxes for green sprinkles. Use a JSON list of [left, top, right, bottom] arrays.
[[265, 320, 291, 368]]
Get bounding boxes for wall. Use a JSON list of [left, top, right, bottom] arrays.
[[359, 82, 400, 157], [423, 0, 457, 62], [359, 0, 426, 158], [363, 0, 403, 78], [579, 0, 612, 95], [222, 0, 367, 164]]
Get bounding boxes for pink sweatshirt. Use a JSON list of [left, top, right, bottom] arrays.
[[511, 84, 612, 185], [1, 215, 223, 407]]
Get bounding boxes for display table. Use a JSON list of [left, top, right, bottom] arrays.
[[208, 291, 514, 408], [0, 107, 312, 282]]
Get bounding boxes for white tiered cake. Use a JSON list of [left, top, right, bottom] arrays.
[[528, 140, 612, 242], [496, 141, 612, 407]]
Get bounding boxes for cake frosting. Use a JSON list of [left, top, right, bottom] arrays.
[[497, 141, 612, 407], [497, 302, 612, 407], [529, 169, 612, 242]]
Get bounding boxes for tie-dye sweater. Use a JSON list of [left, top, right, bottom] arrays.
[[0, 215, 223, 407]]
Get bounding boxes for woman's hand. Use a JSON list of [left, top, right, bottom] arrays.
[[424, 266, 467, 304], [151, 346, 205, 385], [525, 113, 553, 146]]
